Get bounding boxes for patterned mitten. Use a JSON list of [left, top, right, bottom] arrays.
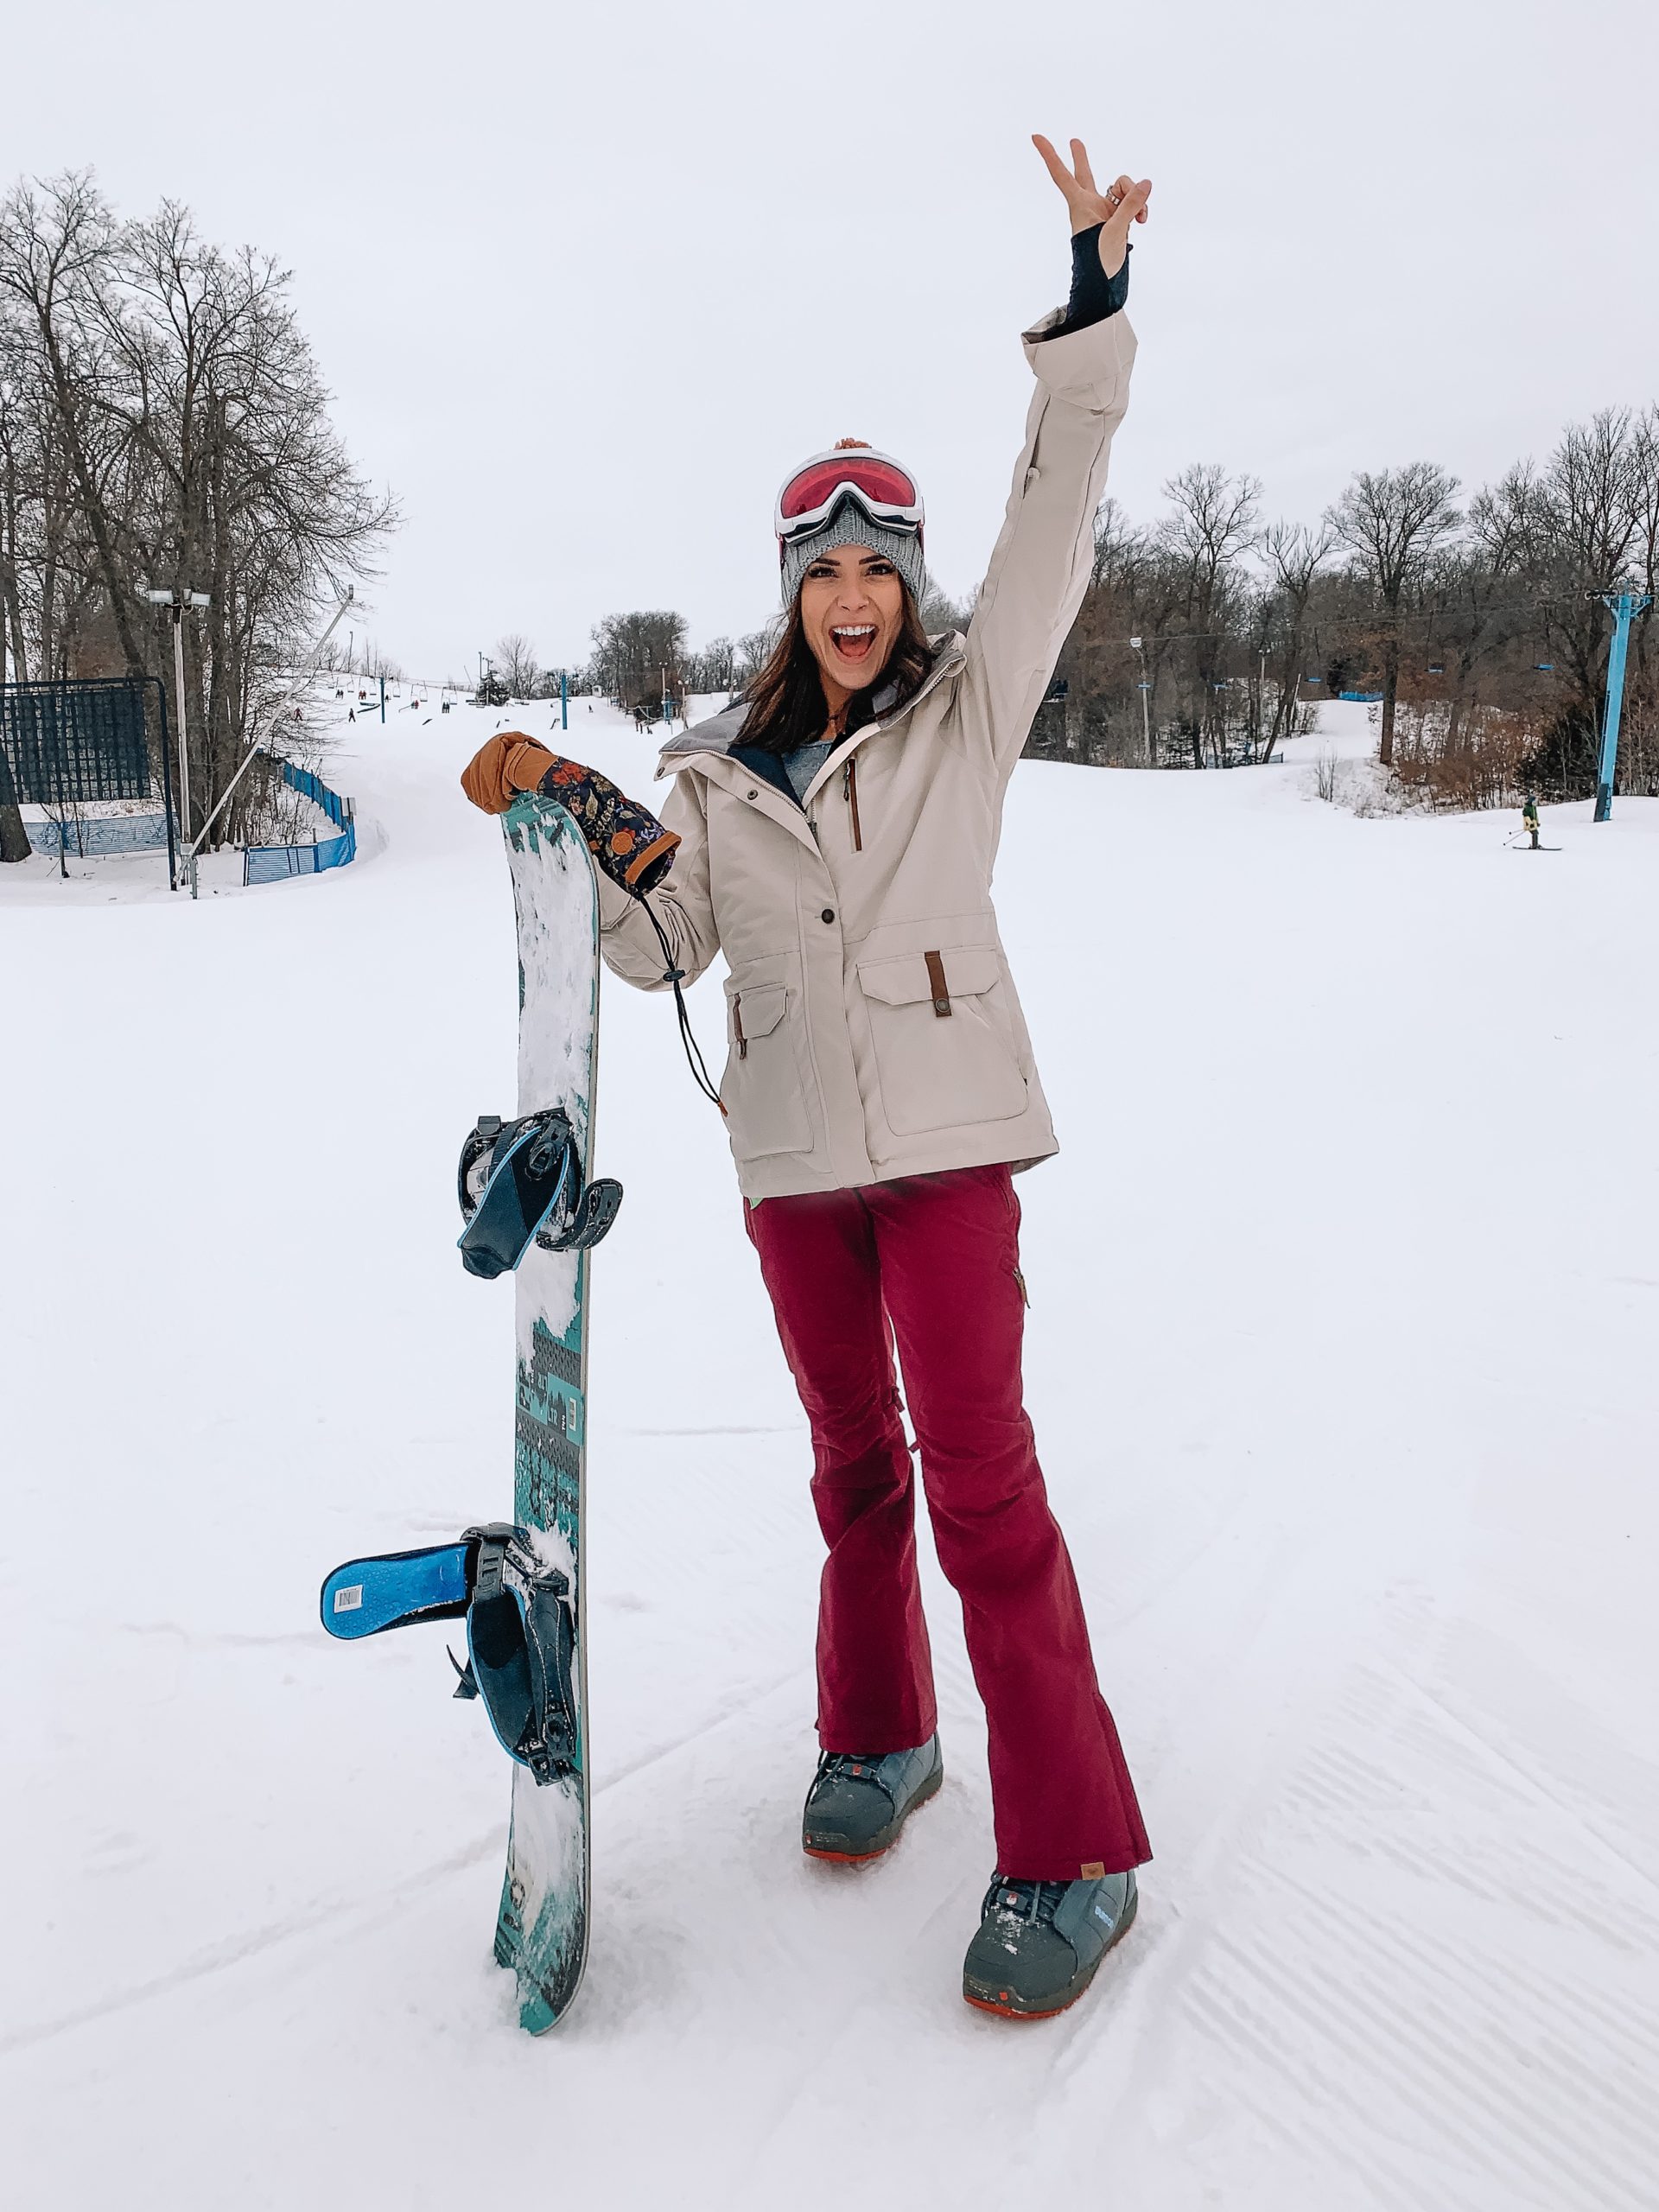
[[533, 756, 680, 896]]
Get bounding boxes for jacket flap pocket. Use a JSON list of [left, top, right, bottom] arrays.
[[728, 982, 788, 1039], [857, 948, 1001, 1007]]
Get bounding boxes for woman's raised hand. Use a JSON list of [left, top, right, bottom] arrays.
[[1032, 136, 1151, 277]]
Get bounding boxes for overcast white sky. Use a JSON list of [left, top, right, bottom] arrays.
[[11, 0, 1659, 679]]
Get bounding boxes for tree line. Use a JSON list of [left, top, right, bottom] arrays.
[[1033, 409, 1659, 807], [498, 585, 973, 725], [0, 171, 393, 860], [506, 419, 1657, 815]]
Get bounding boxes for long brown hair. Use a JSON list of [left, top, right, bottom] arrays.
[[737, 590, 935, 757]]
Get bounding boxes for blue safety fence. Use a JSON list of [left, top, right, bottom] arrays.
[[1338, 690, 1385, 703], [243, 759, 357, 887]]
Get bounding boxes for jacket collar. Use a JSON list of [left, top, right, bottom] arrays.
[[807, 633, 966, 802]]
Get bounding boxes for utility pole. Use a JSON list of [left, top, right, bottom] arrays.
[[1130, 636, 1152, 766], [1593, 586, 1652, 822], [145, 586, 211, 898]]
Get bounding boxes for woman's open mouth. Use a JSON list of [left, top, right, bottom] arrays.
[[830, 623, 878, 664]]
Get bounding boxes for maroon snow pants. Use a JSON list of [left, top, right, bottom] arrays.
[[744, 1163, 1150, 1881]]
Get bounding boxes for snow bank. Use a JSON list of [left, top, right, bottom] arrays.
[[3, 694, 1656, 2210]]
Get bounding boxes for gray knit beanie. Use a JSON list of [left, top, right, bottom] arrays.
[[780, 497, 928, 610]]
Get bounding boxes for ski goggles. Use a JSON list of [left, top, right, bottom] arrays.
[[774, 448, 925, 549]]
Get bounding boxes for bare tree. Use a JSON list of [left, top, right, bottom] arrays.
[[1262, 520, 1332, 747], [1328, 461, 1461, 766], [1090, 495, 1147, 590], [0, 175, 150, 685], [590, 608, 689, 713], [918, 582, 972, 636], [493, 632, 540, 699], [1158, 463, 1262, 764], [0, 171, 396, 853], [734, 624, 779, 690]]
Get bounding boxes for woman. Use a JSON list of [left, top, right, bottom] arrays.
[[462, 134, 1153, 2019]]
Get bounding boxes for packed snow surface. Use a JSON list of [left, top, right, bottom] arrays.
[[4, 698, 1656, 2210]]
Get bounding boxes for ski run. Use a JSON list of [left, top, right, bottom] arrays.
[[4, 696, 1657, 2211]]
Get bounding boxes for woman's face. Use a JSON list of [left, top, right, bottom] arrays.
[[798, 544, 906, 703]]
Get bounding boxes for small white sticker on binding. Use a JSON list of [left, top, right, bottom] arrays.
[[334, 1585, 364, 1612]]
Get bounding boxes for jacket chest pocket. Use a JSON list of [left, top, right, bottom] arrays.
[[856, 947, 1027, 1138], [722, 978, 812, 1160]]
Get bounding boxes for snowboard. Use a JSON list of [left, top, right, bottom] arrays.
[[486, 789, 607, 2031]]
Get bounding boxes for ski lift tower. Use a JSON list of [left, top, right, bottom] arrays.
[[1593, 585, 1653, 822]]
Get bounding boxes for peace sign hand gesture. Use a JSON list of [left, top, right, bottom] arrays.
[[1032, 135, 1151, 278]]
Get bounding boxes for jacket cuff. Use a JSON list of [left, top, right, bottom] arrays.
[[594, 868, 643, 933], [1020, 308, 1136, 408], [1037, 227, 1129, 339]]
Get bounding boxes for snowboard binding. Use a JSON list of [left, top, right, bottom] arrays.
[[321, 1524, 579, 1786], [456, 1107, 623, 1279]]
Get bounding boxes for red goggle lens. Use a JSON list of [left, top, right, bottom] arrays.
[[778, 457, 920, 521]]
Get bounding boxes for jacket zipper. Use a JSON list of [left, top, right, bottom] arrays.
[[842, 757, 862, 850]]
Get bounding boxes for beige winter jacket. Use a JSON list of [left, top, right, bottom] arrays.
[[595, 306, 1136, 1204]]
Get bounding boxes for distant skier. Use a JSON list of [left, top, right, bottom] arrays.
[[462, 132, 1152, 2020]]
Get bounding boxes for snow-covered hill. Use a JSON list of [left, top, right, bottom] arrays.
[[4, 698, 1656, 2211]]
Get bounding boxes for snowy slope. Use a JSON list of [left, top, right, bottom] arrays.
[[3, 699, 1657, 2211]]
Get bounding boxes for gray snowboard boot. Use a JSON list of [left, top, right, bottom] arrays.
[[802, 1736, 944, 1862], [962, 1868, 1138, 2018]]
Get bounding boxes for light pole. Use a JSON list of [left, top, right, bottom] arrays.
[[1593, 586, 1652, 822], [145, 586, 211, 897], [1130, 636, 1152, 765], [660, 662, 671, 728]]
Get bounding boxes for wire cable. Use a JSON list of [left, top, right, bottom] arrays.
[[639, 893, 727, 1115]]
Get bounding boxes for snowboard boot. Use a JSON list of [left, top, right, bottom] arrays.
[[962, 1868, 1138, 2018], [802, 1736, 944, 1863]]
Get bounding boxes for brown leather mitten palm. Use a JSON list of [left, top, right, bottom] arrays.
[[460, 731, 559, 814]]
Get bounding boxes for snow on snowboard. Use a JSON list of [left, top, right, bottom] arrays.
[[321, 790, 615, 2031]]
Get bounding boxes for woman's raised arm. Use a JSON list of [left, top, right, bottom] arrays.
[[962, 137, 1151, 782]]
